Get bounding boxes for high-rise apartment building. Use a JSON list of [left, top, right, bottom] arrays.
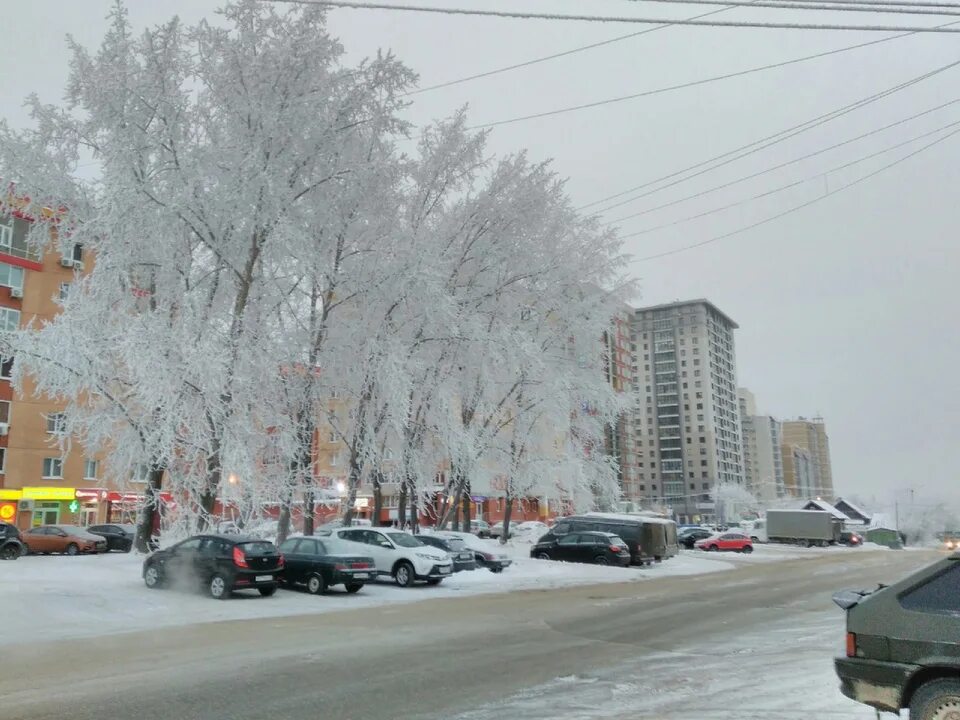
[[782, 417, 834, 498], [738, 388, 785, 505], [782, 444, 815, 498], [605, 304, 639, 500], [630, 299, 743, 523]]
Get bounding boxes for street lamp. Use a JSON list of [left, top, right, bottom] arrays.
[[336, 481, 346, 494]]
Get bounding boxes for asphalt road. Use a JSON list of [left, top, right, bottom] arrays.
[[2, 549, 935, 720]]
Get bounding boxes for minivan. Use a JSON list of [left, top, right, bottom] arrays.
[[543, 513, 679, 564]]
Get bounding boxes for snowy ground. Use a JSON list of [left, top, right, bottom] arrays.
[[0, 540, 879, 647]]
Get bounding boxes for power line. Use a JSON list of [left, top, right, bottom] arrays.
[[607, 96, 960, 225], [623, 0, 960, 16], [467, 43, 956, 132], [629, 124, 960, 262], [405, 4, 744, 96], [579, 54, 960, 212], [618, 116, 960, 239], [262, 0, 960, 32]]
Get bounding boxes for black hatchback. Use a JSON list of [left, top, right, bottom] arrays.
[[531, 531, 631, 566], [143, 534, 284, 599], [87, 524, 137, 552]]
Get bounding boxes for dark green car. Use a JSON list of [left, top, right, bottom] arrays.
[[833, 552, 960, 718]]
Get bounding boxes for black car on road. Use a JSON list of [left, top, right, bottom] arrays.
[[678, 527, 714, 549], [416, 534, 477, 572], [0, 522, 24, 560], [833, 551, 960, 719], [531, 531, 631, 566], [143, 534, 283, 599], [277, 536, 375, 594], [87, 524, 137, 552]]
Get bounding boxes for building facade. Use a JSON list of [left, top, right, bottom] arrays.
[[782, 417, 834, 499], [738, 388, 785, 505], [0, 206, 113, 529], [781, 444, 815, 498], [630, 299, 743, 523], [605, 304, 639, 501]]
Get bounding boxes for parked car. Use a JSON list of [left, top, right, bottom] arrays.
[[417, 534, 477, 572], [695, 532, 754, 553], [531, 531, 631, 566], [142, 534, 283, 599], [512, 521, 550, 539], [332, 527, 453, 587], [833, 551, 960, 718], [434, 530, 512, 573], [277, 536, 375, 594], [22, 525, 107, 555], [678, 527, 714, 549], [540, 513, 679, 564], [467, 519, 491, 538], [0, 522, 24, 560], [838, 530, 863, 547], [488, 522, 513, 540], [86, 524, 137, 552]]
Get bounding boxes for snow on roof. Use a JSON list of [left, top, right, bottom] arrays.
[[802, 499, 850, 521], [583, 512, 676, 526], [833, 497, 872, 521]]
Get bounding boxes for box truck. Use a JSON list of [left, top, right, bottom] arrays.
[[766, 509, 843, 546]]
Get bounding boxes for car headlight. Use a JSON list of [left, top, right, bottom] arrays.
[[415, 552, 437, 561]]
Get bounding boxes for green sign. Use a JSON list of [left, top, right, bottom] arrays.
[[68, 499, 80, 513]]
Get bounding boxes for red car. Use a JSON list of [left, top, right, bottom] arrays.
[[695, 531, 754, 553]]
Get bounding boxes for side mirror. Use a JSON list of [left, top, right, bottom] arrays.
[[380, 541, 392, 549]]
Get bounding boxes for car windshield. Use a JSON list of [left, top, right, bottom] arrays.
[[387, 533, 423, 548], [57, 526, 85, 534]]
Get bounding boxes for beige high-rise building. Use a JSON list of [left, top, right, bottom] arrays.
[[782, 417, 834, 499], [630, 299, 743, 523]]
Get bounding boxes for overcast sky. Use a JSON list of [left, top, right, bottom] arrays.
[[2, 0, 957, 509]]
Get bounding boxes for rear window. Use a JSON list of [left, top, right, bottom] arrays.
[[899, 563, 960, 616], [238, 541, 276, 555]]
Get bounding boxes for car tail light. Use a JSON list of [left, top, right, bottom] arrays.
[[350, 562, 369, 569], [610, 545, 623, 553], [232, 546, 249, 568], [278, 554, 285, 568], [846, 632, 857, 658], [334, 563, 347, 571]]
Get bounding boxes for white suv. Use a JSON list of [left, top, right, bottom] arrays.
[[332, 528, 453, 587]]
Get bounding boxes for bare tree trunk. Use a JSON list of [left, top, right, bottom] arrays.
[[409, 487, 419, 534], [135, 466, 164, 553], [501, 493, 515, 546], [461, 482, 471, 530], [398, 479, 408, 528], [303, 487, 315, 536], [276, 498, 293, 545], [372, 471, 383, 526]]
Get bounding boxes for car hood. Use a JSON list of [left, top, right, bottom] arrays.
[[417, 549, 449, 562], [71, 532, 104, 542]]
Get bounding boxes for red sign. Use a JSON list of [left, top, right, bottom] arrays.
[[0, 502, 16, 522]]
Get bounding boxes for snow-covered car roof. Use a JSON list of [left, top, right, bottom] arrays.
[[582, 512, 676, 525]]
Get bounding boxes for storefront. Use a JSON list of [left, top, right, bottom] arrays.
[[0, 489, 20, 526], [16, 487, 80, 528]]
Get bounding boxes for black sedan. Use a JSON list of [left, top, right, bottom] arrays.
[[277, 536, 376, 594], [143, 534, 283, 599], [531, 531, 631, 566], [678, 527, 714, 549], [87, 524, 137, 552], [416, 534, 477, 572]]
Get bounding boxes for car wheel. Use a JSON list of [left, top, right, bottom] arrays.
[[344, 583, 363, 594], [426, 578, 443, 586], [489, 567, 503, 573], [144, 564, 163, 589], [909, 678, 960, 720], [65, 543, 79, 556], [707, 545, 719, 552], [209, 573, 230, 600], [394, 561, 415, 588], [258, 584, 277, 597], [306, 574, 326, 595], [536, 552, 551, 560], [594, 555, 609, 565], [0, 544, 20, 560], [742, 545, 754, 554]]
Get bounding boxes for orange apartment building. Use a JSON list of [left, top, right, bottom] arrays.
[[0, 205, 119, 530]]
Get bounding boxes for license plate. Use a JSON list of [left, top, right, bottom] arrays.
[[439, 566, 451, 574], [255, 575, 272, 582], [351, 573, 371, 580]]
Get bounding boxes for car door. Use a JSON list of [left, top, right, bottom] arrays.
[[554, 533, 581, 561], [577, 534, 605, 563], [278, 538, 304, 583], [719, 533, 736, 551], [164, 537, 203, 583], [294, 538, 322, 581], [364, 530, 395, 571]]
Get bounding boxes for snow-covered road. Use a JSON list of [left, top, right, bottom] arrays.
[[0, 540, 876, 647]]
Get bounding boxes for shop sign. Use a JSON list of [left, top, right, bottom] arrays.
[[68, 499, 80, 513], [21, 487, 77, 501], [0, 502, 16, 521], [0, 489, 22, 500], [354, 498, 369, 509]]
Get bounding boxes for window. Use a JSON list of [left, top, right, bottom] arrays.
[[690, 483, 696, 490], [42, 457, 63, 479], [0, 400, 8, 424], [899, 564, 960, 615], [639, 484, 646, 491], [698, 424, 705, 431], [652, 484, 658, 490], [0, 308, 19, 332], [0, 220, 11, 249], [703, 482, 710, 489], [699, 436, 706, 443], [46, 412, 66, 434], [558, 534, 580, 546], [330, 389, 341, 400], [696, 403, 703, 410], [0, 447, 5, 474], [328, 431, 337, 443], [84, 459, 99, 480], [177, 537, 203, 552], [0, 357, 12, 380], [0, 263, 24, 291], [700, 460, 708, 467], [133, 464, 150, 482], [330, 452, 340, 467], [58, 282, 70, 302], [72, 243, 84, 263]]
